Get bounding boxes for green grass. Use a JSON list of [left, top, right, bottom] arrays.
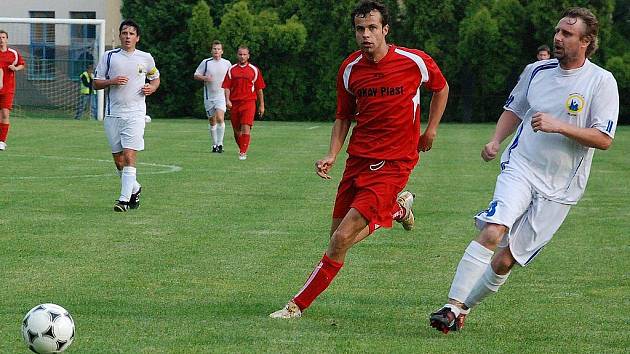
[[0, 117, 628, 353]]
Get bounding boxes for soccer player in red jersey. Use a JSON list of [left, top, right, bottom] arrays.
[[0, 30, 26, 151], [222, 46, 265, 160], [270, 0, 449, 319]]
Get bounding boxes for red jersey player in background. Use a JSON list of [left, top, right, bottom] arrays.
[[0, 30, 26, 151], [222, 46, 266, 160], [270, 0, 449, 319]]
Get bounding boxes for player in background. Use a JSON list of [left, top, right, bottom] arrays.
[[536, 44, 551, 60], [270, 0, 449, 319], [429, 7, 619, 334], [0, 29, 26, 151], [93, 20, 160, 212], [222, 46, 265, 160], [194, 40, 231, 153]]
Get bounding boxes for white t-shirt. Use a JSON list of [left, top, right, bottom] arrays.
[[502, 59, 619, 204], [95, 48, 159, 117], [194, 57, 231, 100]]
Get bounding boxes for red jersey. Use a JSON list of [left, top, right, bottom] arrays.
[[336, 45, 446, 161], [0, 48, 25, 94], [222, 63, 266, 102]]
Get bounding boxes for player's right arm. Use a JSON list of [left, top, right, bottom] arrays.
[[0, 68, 4, 91], [316, 119, 351, 179], [482, 110, 521, 161]]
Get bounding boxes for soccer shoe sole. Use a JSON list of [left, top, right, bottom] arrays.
[[397, 191, 415, 231]]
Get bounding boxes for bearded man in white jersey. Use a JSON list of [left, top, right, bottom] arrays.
[[94, 20, 160, 212], [194, 40, 231, 153], [429, 7, 619, 334]]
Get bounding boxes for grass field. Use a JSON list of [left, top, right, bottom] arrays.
[[0, 117, 628, 353]]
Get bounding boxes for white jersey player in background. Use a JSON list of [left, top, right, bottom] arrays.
[[94, 19, 160, 212], [430, 7, 619, 334], [194, 40, 231, 153]]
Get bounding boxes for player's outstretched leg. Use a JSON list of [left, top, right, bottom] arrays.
[[395, 191, 415, 231]]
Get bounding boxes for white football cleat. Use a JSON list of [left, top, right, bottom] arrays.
[[269, 301, 302, 319], [238, 153, 247, 160], [396, 190, 415, 231], [0, 141, 6, 151]]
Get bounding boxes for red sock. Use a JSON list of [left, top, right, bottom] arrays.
[[293, 253, 343, 310], [392, 202, 404, 221], [0, 123, 9, 142], [239, 133, 251, 154]]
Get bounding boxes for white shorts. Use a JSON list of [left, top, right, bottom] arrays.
[[104, 115, 146, 153], [474, 167, 571, 266], [204, 98, 226, 118]]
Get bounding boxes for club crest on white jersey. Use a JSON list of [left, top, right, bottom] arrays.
[[565, 93, 585, 116]]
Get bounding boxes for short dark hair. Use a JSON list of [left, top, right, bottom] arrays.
[[119, 19, 141, 36], [537, 44, 550, 54], [562, 7, 599, 57], [237, 45, 249, 53], [0, 30, 8, 38], [351, 0, 389, 28], [211, 40, 223, 49]]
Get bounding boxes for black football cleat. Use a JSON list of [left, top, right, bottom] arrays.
[[129, 186, 142, 209], [114, 200, 130, 212]]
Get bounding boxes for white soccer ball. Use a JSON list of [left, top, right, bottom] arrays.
[[22, 304, 75, 354]]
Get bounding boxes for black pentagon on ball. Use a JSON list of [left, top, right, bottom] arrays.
[[57, 340, 69, 351], [42, 325, 55, 338], [27, 329, 39, 343]]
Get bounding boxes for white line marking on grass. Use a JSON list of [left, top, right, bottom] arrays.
[[306, 126, 320, 130], [2, 154, 182, 180]]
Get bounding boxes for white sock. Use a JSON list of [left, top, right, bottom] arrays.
[[119, 166, 136, 202], [448, 241, 494, 303], [464, 266, 511, 308], [217, 122, 225, 146], [209, 124, 217, 146]]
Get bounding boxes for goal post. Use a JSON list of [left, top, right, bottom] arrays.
[[0, 17, 106, 120]]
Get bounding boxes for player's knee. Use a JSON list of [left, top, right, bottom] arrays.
[[330, 229, 354, 251], [477, 223, 508, 249]]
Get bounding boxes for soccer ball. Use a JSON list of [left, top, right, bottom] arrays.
[[21, 304, 75, 354]]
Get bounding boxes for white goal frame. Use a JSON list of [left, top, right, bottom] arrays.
[[0, 17, 106, 120]]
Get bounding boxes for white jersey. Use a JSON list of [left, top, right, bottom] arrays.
[[502, 59, 619, 204], [194, 57, 231, 100], [95, 48, 159, 117]]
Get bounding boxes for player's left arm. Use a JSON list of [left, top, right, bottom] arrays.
[[142, 65, 160, 96], [142, 77, 160, 96], [8, 64, 25, 72], [531, 112, 612, 150], [419, 82, 449, 152], [531, 74, 619, 150], [256, 89, 264, 117], [9, 51, 25, 72]]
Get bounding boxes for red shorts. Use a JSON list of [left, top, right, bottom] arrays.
[[229, 100, 256, 130], [0, 92, 14, 110], [333, 156, 416, 232]]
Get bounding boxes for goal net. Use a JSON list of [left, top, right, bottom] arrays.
[[0, 17, 105, 120]]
